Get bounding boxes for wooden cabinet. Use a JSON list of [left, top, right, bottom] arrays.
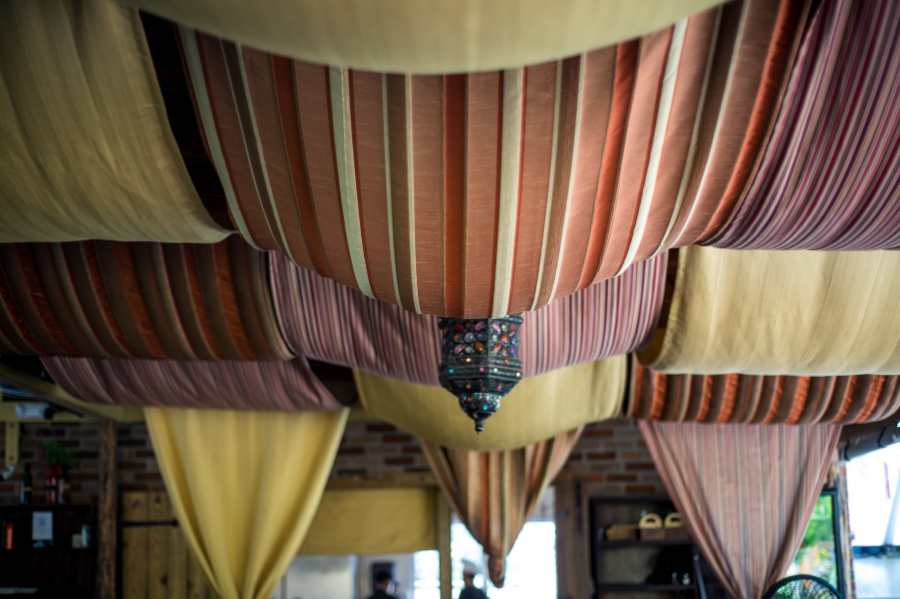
[[590, 495, 706, 599], [0, 504, 96, 598]]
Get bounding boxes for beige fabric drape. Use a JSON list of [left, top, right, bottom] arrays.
[[422, 429, 581, 587], [355, 357, 626, 451], [0, 0, 227, 243], [300, 488, 437, 555], [639, 246, 900, 375], [146, 408, 348, 599], [127, 0, 725, 73]]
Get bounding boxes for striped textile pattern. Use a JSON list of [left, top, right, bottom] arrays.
[[629, 357, 900, 424], [41, 356, 341, 412], [710, 0, 900, 250], [178, 0, 805, 317], [0, 238, 292, 361], [639, 422, 841, 599], [421, 427, 581, 587], [270, 251, 666, 385]]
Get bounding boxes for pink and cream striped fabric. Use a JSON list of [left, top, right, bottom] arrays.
[[710, 0, 900, 250], [270, 251, 666, 385], [179, 0, 806, 317], [640, 422, 841, 599], [42, 356, 342, 412], [630, 357, 900, 424]]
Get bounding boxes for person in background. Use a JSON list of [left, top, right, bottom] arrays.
[[366, 570, 398, 599], [459, 559, 488, 599]]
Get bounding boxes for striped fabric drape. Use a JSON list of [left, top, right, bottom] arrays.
[[0, 0, 227, 244], [271, 252, 665, 384], [41, 356, 342, 412], [639, 422, 841, 599], [179, 0, 806, 318], [629, 357, 900, 424], [710, 0, 900, 250], [422, 428, 581, 587], [0, 238, 292, 361]]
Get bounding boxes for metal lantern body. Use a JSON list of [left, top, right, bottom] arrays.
[[438, 315, 523, 432]]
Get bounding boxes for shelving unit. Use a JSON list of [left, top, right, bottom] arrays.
[[0, 504, 96, 598], [590, 495, 706, 599]]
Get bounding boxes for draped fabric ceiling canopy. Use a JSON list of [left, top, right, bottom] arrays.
[[0, 0, 227, 244], [178, 0, 806, 318], [640, 245, 900, 375], [630, 357, 900, 425], [355, 358, 625, 451], [0, 238, 292, 361], [271, 251, 665, 385], [126, 0, 728, 74]]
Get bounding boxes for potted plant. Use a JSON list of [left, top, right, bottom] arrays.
[[40, 440, 72, 505]]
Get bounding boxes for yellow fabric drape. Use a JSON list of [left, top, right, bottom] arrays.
[[145, 408, 348, 599], [300, 488, 437, 555], [127, 0, 725, 73], [0, 0, 227, 243], [639, 246, 900, 375], [355, 357, 625, 451]]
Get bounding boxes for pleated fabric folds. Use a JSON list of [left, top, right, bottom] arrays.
[[710, 0, 900, 250], [271, 252, 664, 385], [146, 407, 348, 599], [42, 356, 342, 412], [354, 357, 626, 451], [639, 422, 841, 599], [422, 428, 581, 587], [629, 357, 900, 425], [638, 246, 900, 375], [0, 0, 227, 243], [131, 0, 725, 73], [0, 238, 292, 361], [179, 0, 805, 317]]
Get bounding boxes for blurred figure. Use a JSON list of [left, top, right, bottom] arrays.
[[366, 570, 398, 599], [459, 559, 488, 599]]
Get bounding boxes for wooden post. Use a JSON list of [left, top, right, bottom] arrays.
[[96, 419, 118, 599], [5, 422, 19, 466], [435, 490, 453, 599]]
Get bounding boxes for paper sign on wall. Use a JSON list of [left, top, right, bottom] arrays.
[[32, 511, 52, 547]]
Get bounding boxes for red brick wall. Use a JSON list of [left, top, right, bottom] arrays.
[[332, 420, 430, 476], [0, 417, 664, 504], [0, 422, 165, 506], [565, 418, 666, 496]]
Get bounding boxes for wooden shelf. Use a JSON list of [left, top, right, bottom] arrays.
[[598, 583, 698, 592], [597, 539, 693, 548]]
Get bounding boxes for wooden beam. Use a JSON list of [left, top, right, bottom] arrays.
[[96, 419, 118, 599], [0, 363, 144, 422], [435, 491, 452, 599], [5, 422, 19, 467], [0, 403, 98, 423]]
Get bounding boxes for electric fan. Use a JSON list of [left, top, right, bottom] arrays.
[[762, 575, 843, 599]]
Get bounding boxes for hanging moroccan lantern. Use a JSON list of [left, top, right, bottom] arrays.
[[438, 315, 523, 433]]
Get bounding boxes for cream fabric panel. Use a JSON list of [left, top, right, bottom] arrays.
[[300, 488, 437, 555], [639, 246, 900, 375], [125, 0, 725, 73], [355, 357, 626, 451], [146, 408, 348, 599], [0, 0, 227, 243]]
